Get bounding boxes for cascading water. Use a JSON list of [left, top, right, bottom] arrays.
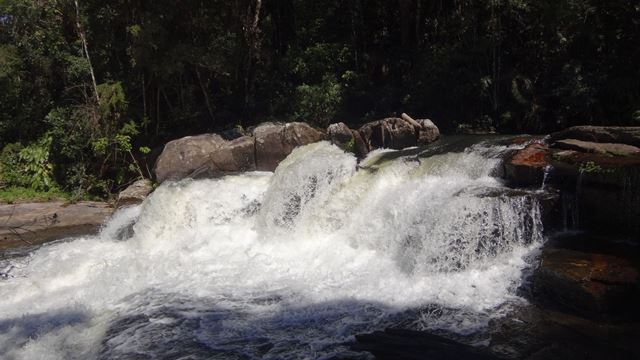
[[0, 139, 544, 359]]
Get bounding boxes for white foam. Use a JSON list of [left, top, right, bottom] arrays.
[[0, 141, 543, 359]]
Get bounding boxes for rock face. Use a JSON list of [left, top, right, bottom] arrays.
[[116, 179, 154, 208], [154, 134, 257, 182], [553, 139, 640, 157], [546, 129, 640, 239], [0, 201, 113, 250], [254, 122, 325, 171], [504, 143, 549, 187], [533, 248, 639, 315], [550, 126, 640, 147]]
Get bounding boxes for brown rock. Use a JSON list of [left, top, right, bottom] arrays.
[[550, 126, 640, 147], [0, 201, 113, 250], [533, 248, 639, 315], [357, 117, 440, 153], [116, 179, 154, 208], [504, 143, 549, 186], [553, 139, 640, 157]]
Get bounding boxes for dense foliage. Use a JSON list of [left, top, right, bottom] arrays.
[[1, 0, 639, 198]]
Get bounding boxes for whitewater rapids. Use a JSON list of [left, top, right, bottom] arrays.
[[0, 140, 543, 359]]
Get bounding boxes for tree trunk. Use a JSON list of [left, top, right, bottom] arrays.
[[196, 68, 215, 125], [243, 0, 263, 117], [73, 0, 99, 104]]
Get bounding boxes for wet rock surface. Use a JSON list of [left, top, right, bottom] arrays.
[[504, 143, 549, 187], [0, 201, 113, 250], [533, 248, 639, 315]]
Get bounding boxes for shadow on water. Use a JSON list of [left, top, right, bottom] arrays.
[[96, 291, 408, 360], [0, 310, 90, 358]]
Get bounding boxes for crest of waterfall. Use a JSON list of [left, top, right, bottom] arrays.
[[0, 139, 545, 359]]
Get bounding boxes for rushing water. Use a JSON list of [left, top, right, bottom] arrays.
[[0, 139, 545, 359]]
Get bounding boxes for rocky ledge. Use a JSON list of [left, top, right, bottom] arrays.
[[0, 201, 113, 250], [154, 114, 439, 183], [503, 126, 640, 239]]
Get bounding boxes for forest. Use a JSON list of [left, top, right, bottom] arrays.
[[1, 0, 639, 199]]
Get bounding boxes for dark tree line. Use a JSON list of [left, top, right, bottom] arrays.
[[1, 0, 639, 197]]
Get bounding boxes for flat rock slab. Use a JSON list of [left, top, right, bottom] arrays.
[[550, 126, 640, 148], [0, 201, 113, 250], [553, 139, 640, 157]]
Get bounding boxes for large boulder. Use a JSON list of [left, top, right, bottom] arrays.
[[253, 122, 325, 171], [356, 116, 440, 153], [0, 201, 113, 250], [416, 118, 440, 144], [550, 126, 640, 147], [154, 134, 256, 182], [116, 179, 154, 208]]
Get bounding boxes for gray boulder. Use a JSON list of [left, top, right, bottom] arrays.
[[154, 134, 256, 182], [254, 122, 325, 171], [116, 179, 154, 208]]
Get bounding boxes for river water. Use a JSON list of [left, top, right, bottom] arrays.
[[0, 138, 545, 359]]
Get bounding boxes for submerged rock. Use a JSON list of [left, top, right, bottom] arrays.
[[353, 329, 498, 360], [0, 201, 113, 250], [116, 179, 154, 208], [489, 303, 640, 360]]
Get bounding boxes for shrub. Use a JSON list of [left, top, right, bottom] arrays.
[[291, 75, 343, 127], [0, 135, 55, 191]]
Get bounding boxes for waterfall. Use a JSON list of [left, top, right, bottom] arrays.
[[0, 140, 544, 359]]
